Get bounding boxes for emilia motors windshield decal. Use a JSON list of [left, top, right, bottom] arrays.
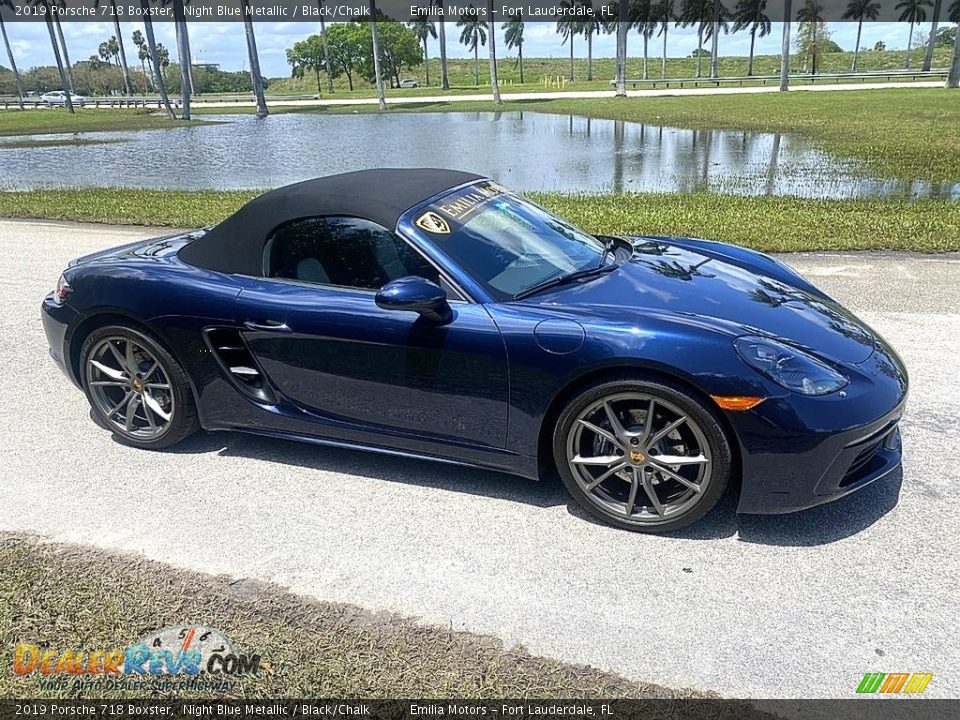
[[13, 625, 266, 692], [415, 181, 509, 235]]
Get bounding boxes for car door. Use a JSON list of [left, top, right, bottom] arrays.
[[234, 215, 509, 449]]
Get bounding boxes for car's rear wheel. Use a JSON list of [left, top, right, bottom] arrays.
[[553, 376, 731, 532], [81, 325, 198, 449]]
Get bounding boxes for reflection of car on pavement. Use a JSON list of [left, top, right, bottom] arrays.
[[40, 90, 86, 107], [398, 79, 419, 88], [41, 169, 908, 533]]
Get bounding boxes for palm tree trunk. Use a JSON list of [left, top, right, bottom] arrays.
[[242, 0, 268, 117], [710, 5, 720, 79], [569, 33, 574, 81], [947, 23, 960, 88], [141, 0, 176, 120], [173, 0, 192, 120], [811, 23, 818, 74], [587, 30, 593, 81], [52, 13, 75, 93], [474, 43, 479, 85], [43, 10, 73, 113], [662, 26, 667, 79], [140, 58, 149, 93], [438, 1, 449, 89], [423, 38, 430, 86], [318, 2, 334, 93], [488, 7, 501, 104], [924, 0, 942, 72], [615, 4, 628, 96], [779, 2, 791, 92], [904, 22, 914, 69], [696, 28, 703, 78], [0, 16, 24, 107], [643, 33, 648, 80], [519, 45, 523, 84], [369, 0, 386, 111], [852, 19, 862, 71], [314, 66, 321, 95], [748, 27, 756, 76], [110, 1, 132, 95]]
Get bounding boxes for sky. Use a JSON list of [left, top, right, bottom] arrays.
[[2, 21, 932, 79]]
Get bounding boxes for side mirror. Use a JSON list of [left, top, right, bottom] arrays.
[[375, 276, 453, 324]]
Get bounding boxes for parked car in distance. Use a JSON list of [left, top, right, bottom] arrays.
[[41, 90, 86, 107], [398, 79, 419, 88]]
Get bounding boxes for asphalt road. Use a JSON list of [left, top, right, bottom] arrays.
[[1, 219, 957, 699]]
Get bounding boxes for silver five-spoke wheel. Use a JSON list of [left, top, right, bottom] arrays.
[[85, 336, 175, 440]]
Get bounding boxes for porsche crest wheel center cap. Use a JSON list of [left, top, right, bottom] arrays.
[[131, 377, 144, 393], [629, 449, 647, 465]]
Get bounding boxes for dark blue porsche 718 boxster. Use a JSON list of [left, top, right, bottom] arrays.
[[41, 169, 907, 532]]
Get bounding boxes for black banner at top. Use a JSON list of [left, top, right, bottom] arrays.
[[0, 0, 953, 24]]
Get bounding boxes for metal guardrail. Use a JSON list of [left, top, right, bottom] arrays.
[[609, 69, 949, 89], [0, 93, 319, 109]]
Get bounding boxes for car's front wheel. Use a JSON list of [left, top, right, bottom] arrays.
[[81, 325, 198, 449], [553, 376, 731, 532]]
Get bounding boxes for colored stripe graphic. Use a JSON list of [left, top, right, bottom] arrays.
[[857, 673, 886, 693], [856, 672, 932, 694], [903, 673, 934, 694], [880, 673, 909, 693]]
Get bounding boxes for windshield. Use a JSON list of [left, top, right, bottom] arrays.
[[405, 182, 606, 301]]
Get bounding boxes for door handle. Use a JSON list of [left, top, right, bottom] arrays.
[[243, 320, 292, 333]]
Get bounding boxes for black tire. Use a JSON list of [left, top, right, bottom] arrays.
[[553, 375, 732, 533], [80, 325, 199, 450]]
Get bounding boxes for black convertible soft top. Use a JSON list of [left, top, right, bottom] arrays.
[[179, 168, 484, 275]]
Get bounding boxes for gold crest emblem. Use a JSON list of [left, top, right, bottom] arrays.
[[415, 211, 451, 235], [629, 449, 646, 464]]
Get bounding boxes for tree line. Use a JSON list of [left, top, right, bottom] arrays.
[[2, 0, 959, 117]]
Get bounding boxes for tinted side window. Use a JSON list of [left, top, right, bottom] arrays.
[[265, 216, 441, 291]]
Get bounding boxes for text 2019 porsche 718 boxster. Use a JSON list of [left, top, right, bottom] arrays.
[[42, 169, 908, 532]]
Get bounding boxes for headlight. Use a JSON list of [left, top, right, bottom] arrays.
[[734, 335, 848, 396]]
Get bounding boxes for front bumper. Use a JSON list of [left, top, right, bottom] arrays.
[[41, 294, 81, 388], [733, 339, 908, 515]]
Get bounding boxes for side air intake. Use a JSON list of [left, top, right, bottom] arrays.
[[203, 327, 276, 404]]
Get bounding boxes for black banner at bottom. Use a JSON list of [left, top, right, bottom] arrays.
[[0, 700, 956, 720]]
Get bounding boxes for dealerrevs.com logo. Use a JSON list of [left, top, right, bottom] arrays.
[[856, 672, 934, 695], [13, 625, 266, 692]]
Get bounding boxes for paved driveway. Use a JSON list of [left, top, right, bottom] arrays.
[[1, 219, 957, 698]]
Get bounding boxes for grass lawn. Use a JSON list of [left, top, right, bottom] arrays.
[[0, 188, 956, 253], [256, 89, 960, 186], [0, 533, 759, 705], [0, 108, 209, 136]]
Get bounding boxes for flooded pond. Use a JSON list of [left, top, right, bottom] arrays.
[[2, 112, 956, 199]]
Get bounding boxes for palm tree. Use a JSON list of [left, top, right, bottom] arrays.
[[557, 2, 578, 81], [897, 0, 932, 68], [779, 0, 791, 90], [652, 0, 674, 79], [140, 0, 176, 119], [708, 0, 730, 79], [458, 5, 487, 86], [948, 9, 960, 87], [33, 0, 73, 112], [437, 0, 450, 89], [0, 0, 25, 106], [502, 10, 525, 84], [242, 0, 268, 117], [615, 0, 629, 95], [49, 1, 75, 94], [317, 1, 334, 93], [632, 0, 653, 80], [171, 0, 192, 119], [796, 0, 825, 74], [842, 0, 880, 71], [132, 30, 151, 92], [369, 0, 386, 111], [897, 0, 930, 68], [579, 0, 601, 81], [94, 0, 133, 95], [732, 0, 771, 76], [487, 0, 501, 103], [408, 19, 437, 86], [922, 0, 943, 71], [677, 0, 712, 78]]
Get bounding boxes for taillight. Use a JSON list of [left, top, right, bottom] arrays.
[[54, 274, 72, 304]]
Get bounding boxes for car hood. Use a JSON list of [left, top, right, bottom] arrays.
[[522, 241, 876, 364]]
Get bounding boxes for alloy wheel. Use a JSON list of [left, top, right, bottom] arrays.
[[565, 392, 713, 524], [85, 336, 175, 440]]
